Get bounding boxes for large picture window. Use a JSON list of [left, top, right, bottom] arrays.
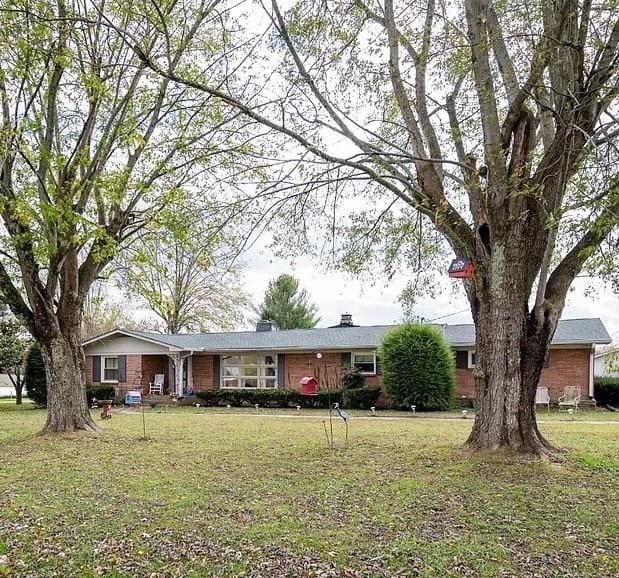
[[221, 354, 277, 389], [102, 356, 119, 382], [352, 351, 377, 375]]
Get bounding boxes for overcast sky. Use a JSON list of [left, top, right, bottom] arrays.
[[243, 242, 619, 342]]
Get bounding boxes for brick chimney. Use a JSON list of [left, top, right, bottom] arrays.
[[339, 313, 354, 327], [256, 320, 274, 332]]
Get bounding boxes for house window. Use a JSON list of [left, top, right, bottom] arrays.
[[102, 356, 119, 382], [352, 351, 377, 375], [468, 351, 476, 369], [221, 354, 277, 389]]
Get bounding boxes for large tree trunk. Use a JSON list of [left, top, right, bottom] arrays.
[[465, 259, 559, 458], [14, 383, 22, 405], [40, 333, 98, 433]]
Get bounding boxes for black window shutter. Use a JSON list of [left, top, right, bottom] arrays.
[[277, 354, 286, 388], [455, 351, 468, 369], [212, 355, 221, 388], [92, 355, 101, 382], [341, 352, 352, 368], [376, 354, 382, 375], [118, 355, 127, 383]]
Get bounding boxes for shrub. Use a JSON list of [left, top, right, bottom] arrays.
[[24, 342, 47, 407], [343, 387, 381, 409], [86, 385, 116, 405], [341, 367, 364, 390], [308, 389, 343, 409], [379, 323, 455, 411], [196, 389, 297, 407], [594, 377, 619, 406], [195, 388, 342, 409]]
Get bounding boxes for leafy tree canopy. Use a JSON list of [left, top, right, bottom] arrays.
[[81, 283, 141, 340], [117, 199, 249, 334], [125, 0, 619, 454], [0, 0, 265, 431], [0, 306, 29, 403]]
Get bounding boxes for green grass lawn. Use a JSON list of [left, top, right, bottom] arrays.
[[1, 406, 618, 577]]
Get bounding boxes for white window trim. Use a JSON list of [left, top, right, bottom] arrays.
[[468, 351, 476, 369], [101, 355, 119, 384], [220, 353, 279, 389], [352, 350, 377, 375]]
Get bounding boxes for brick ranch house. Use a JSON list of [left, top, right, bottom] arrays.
[[82, 315, 611, 405]]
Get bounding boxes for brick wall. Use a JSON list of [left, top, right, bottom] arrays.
[[540, 348, 590, 399], [84, 346, 591, 403], [140, 355, 168, 390], [455, 368, 475, 398], [192, 354, 214, 391], [363, 375, 382, 388], [85, 354, 169, 395], [125, 355, 143, 390], [282, 353, 343, 389], [453, 347, 591, 400], [281, 347, 590, 402]]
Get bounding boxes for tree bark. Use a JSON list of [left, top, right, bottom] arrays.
[[39, 333, 98, 433], [7, 370, 24, 405], [465, 260, 559, 457]]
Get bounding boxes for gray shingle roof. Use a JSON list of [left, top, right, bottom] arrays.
[[114, 317, 610, 352], [443, 318, 611, 346]]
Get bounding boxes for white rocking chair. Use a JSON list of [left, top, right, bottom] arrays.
[[149, 374, 165, 395], [535, 386, 551, 412]]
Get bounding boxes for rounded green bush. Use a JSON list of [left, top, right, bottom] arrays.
[[379, 324, 455, 410], [24, 342, 47, 407]]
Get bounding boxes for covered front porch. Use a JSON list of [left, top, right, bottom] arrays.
[[123, 352, 217, 397]]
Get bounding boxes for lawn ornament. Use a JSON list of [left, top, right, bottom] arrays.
[[410, 405, 416, 415], [370, 406, 376, 416], [332, 402, 350, 445], [100, 400, 113, 420]]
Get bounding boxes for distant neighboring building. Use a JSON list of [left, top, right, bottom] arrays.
[[0, 373, 17, 397], [82, 316, 611, 404], [594, 346, 619, 378]]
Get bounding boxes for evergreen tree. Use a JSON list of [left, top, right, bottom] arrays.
[[24, 343, 47, 407], [256, 274, 320, 329]]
